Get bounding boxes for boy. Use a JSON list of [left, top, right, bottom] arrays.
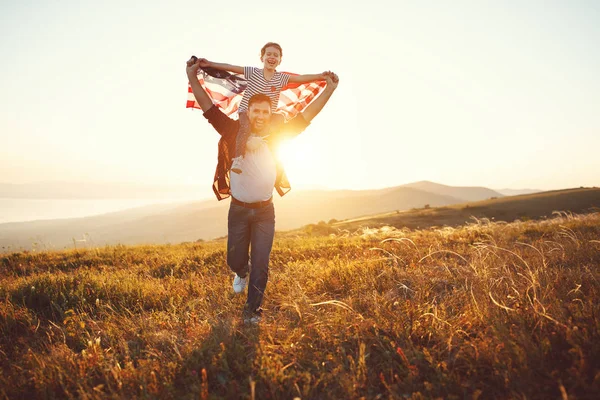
[[195, 42, 326, 174]]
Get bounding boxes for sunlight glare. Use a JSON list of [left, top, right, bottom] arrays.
[[277, 137, 325, 188]]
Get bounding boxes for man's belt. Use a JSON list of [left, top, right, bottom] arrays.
[[231, 196, 273, 209]]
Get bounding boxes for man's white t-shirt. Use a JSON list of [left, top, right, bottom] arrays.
[[230, 135, 276, 203]]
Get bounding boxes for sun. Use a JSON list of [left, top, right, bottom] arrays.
[[277, 136, 325, 187]]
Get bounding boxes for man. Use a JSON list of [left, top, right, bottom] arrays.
[[186, 56, 338, 323]]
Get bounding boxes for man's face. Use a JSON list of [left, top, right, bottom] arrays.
[[248, 101, 272, 134]]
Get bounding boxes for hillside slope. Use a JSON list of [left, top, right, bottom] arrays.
[[401, 180, 503, 201], [330, 187, 600, 232], [0, 183, 492, 251]]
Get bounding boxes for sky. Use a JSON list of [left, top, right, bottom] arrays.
[[1, 0, 599, 200]]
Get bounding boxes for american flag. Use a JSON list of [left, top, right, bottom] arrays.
[[186, 67, 327, 120]]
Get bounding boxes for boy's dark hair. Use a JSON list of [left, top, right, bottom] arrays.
[[261, 42, 283, 58], [248, 94, 272, 109]]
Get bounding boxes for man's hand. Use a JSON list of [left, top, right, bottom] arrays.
[[298, 71, 338, 123], [323, 71, 339, 90], [186, 56, 201, 78]]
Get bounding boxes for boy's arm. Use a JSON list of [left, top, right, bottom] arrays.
[[197, 57, 244, 75], [288, 72, 326, 84]]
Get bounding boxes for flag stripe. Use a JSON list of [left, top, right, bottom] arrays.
[[186, 67, 326, 120]]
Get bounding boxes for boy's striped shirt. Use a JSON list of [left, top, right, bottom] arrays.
[[238, 67, 290, 113]]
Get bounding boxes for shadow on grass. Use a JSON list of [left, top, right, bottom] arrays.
[[174, 317, 262, 399]]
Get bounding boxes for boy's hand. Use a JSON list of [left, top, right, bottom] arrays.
[[186, 56, 201, 77], [197, 58, 211, 68]]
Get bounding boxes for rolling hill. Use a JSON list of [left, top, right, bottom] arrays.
[[496, 188, 542, 196], [0, 182, 504, 251], [2, 183, 596, 252], [400, 180, 504, 201], [327, 187, 600, 232]]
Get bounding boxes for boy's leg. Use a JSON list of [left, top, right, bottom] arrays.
[[231, 111, 250, 174], [266, 113, 286, 154]]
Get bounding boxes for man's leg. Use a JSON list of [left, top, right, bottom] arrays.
[[245, 203, 276, 314], [227, 203, 251, 280]]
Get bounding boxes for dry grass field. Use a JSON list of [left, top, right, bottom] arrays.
[[1, 211, 599, 399]]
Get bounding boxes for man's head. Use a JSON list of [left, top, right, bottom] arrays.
[[260, 42, 282, 72], [247, 94, 272, 134]]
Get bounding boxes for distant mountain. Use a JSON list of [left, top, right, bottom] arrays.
[[496, 188, 543, 196], [0, 181, 553, 251], [401, 181, 503, 202], [272, 186, 464, 228], [0, 181, 203, 199], [329, 187, 600, 232]]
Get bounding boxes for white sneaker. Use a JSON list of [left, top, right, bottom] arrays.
[[231, 156, 243, 174], [243, 308, 263, 324], [233, 274, 248, 293], [243, 314, 262, 324]]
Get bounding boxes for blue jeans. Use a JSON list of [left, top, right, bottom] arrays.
[[227, 201, 275, 313]]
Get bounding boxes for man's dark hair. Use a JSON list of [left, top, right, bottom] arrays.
[[248, 94, 272, 110]]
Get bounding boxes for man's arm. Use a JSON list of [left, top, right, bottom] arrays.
[[278, 72, 339, 140], [299, 72, 339, 123], [288, 73, 326, 84], [196, 57, 244, 75], [187, 57, 214, 111], [186, 57, 239, 137]]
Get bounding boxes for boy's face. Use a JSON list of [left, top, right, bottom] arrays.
[[248, 101, 272, 134], [261, 46, 282, 71]]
